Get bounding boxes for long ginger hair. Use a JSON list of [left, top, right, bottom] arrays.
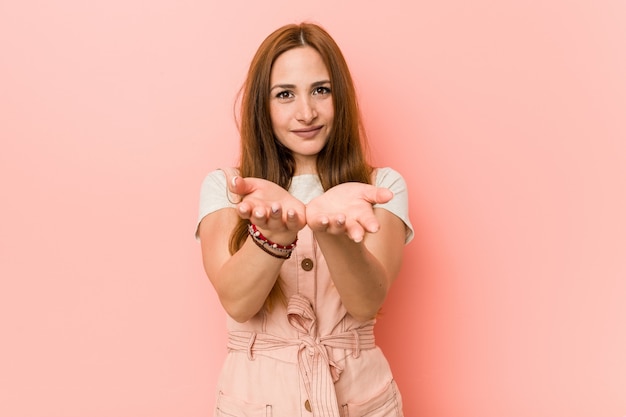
[[230, 23, 372, 308]]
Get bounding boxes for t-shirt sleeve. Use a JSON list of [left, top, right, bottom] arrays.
[[195, 169, 236, 239], [374, 167, 414, 244]]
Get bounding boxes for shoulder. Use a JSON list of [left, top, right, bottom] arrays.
[[200, 167, 239, 189], [196, 168, 239, 239], [199, 167, 242, 200], [373, 167, 408, 191], [200, 168, 227, 189], [372, 167, 414, 243]]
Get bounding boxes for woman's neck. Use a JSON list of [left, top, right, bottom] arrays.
[[293, 159, 318, 176]]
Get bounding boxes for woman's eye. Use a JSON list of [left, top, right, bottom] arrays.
[[276, 91, 294, 100], [313, 86, 331, 95]]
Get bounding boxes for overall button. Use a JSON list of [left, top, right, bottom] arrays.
[[301, 258, 314, 271], [304, 399, 312, 412]]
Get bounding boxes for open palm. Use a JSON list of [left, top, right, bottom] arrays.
[[306, 182, 393, 242]]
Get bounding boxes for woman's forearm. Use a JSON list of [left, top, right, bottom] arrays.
[[314, 232, 390, 321], [212, 237, 285, 322]]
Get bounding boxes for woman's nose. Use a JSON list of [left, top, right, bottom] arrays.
[[295, 98, 317, 124]]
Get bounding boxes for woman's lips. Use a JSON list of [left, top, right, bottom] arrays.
[[291, 126, 323, 139]]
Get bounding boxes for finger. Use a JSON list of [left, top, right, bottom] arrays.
[[252, 205, 269, 223], [286, 208, 306, 230], [270, 203, 281, 218], [320, 214, 347, 235], [236, 201, 253, 219], [345, 219, 366, 243], [363, 186, 393, 205], [228, 176, 258, 197], [357, 213, 381, 234], [264, 204, 285, 229], [286, 208, 296, 221], [307, 214, 330, 232]]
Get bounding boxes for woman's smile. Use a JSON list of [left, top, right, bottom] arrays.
[[291, 125, 324, 139]]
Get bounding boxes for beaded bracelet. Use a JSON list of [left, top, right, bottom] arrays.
[[249, 234, 292, 259], [248, 224, 297, 250], [248, 223, 297, 259]]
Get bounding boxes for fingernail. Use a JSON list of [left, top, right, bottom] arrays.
[[231, 176, 239, 187]]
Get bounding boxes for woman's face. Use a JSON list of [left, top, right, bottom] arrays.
[[269, 46, 334, 174]]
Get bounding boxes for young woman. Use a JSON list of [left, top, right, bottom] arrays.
[[196, 22, 413, 417]]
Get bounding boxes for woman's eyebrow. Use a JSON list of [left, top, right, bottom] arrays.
[[270, 80, 331, 92], [311, 80, 331, 87]]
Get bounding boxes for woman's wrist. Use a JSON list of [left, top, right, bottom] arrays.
[[247, 223, 298, 259]]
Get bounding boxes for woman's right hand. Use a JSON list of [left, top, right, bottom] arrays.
[[228, 176, 306, 244]]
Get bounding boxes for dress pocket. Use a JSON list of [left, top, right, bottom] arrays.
[[341, 379, 403, 417], [215, 391, 272, 417]]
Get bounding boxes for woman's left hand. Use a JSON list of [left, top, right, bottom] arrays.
[[306, 182, 393, 243]]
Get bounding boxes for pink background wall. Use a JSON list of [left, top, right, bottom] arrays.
[[1, 1, 625, 416]]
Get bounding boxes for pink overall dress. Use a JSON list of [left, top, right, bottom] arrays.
[[199, 169, 413, 417]]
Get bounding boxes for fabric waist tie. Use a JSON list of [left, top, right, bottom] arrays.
[[227, 294, 376, 417]]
